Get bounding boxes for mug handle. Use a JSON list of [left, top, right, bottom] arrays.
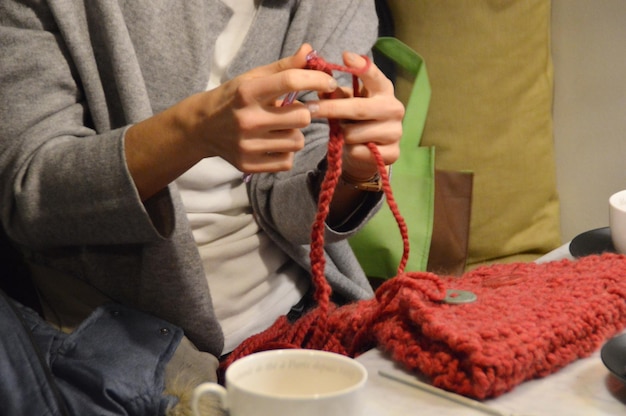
[[191, 382, 228, 416]]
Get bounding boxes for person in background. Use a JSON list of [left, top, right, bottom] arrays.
[[0, 0, 403, 412]]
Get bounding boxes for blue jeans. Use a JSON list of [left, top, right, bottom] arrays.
[[0, 290, 183, 416]]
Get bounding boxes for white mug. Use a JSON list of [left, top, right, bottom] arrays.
[[609, 189, 626, 253], [191, 349, 367, 416]]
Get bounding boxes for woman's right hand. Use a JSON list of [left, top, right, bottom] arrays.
[[125, 43, 337, 200]]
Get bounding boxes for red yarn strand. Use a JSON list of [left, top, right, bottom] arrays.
[[222, 52, 378, 367]]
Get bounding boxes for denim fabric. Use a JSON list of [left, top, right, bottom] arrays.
[[0, 290, 69, 415], [1, 292, 183, 416]]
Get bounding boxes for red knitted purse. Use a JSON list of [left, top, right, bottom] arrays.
[[221, 53, 626, 399]]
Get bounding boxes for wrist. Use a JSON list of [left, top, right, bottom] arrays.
[[340, 170, 384, 192]]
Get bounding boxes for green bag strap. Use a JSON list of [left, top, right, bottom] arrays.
[[374, 37, 431, 148], [348, 37, 434, 278]]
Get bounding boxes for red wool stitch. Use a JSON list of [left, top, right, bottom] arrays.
[[220, 53, 626, 399]]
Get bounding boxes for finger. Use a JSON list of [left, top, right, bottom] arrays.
[[239, 151, 296, 173], [341, 119, 403, 146], [239, 129, 305, 154], [242, 43, 330, 97], [237, 103, 311, 132], [309, 96, 369, 121], [235, 67, 337, 108], [237, 44, 340, 105], [343, 51, 395, 96], [307, 95, 402, 124], [342, 141, 400, 171]]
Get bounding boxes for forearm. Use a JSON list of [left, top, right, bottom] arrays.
[[124, 97, 206, 201]]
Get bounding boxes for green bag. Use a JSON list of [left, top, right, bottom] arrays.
[[349, 37, 434, 279]]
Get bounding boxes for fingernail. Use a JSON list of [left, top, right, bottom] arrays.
[[328, 78, 337, 91], [306, 50, 318, 62], [345, 52, 365, 67], [306, 102, 320, 115]]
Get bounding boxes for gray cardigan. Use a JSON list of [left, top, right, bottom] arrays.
[[0, 0, 380, 357]]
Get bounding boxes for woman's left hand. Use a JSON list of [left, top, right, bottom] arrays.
[[307, 51, 405, 181]]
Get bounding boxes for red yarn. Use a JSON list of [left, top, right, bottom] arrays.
[[220, 53, 626, 399], [221, 51, 378, 363]]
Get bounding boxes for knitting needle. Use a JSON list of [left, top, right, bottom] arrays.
[[378, 370, 514, 416], [281, 90, 298, 106]]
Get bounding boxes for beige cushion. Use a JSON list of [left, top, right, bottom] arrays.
[[387, 0, 561, 266]]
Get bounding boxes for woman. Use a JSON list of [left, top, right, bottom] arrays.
[[0, 0, 403, 407]]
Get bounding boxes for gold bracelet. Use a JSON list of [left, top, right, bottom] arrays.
[[340, 171, 383, 192]]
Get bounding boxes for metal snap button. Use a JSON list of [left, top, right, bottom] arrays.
[[443, 289, 477, 304]]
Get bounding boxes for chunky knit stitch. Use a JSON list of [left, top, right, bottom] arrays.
[[221, 54, 626, 399]]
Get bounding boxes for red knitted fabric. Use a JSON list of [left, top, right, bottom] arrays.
[[368, 255, 626, 398], [221, 54, 626, 399]]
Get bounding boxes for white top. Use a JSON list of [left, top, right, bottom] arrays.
[[175, 0, 308, 353]]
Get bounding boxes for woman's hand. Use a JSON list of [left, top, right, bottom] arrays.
[[308, 51, 405, 181], [187, 44, 341, 172], [125, 44, 338, 200], [306, 51, 405, 228]]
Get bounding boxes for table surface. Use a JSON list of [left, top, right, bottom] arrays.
[[357, 345, 626, 416], [356, 242, 626, 415]]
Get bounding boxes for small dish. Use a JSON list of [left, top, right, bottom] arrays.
[[569, 227, 616, 258], [600, 333, 626, 384]]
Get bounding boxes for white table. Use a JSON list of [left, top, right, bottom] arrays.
[[356, 242, 626, 415]]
